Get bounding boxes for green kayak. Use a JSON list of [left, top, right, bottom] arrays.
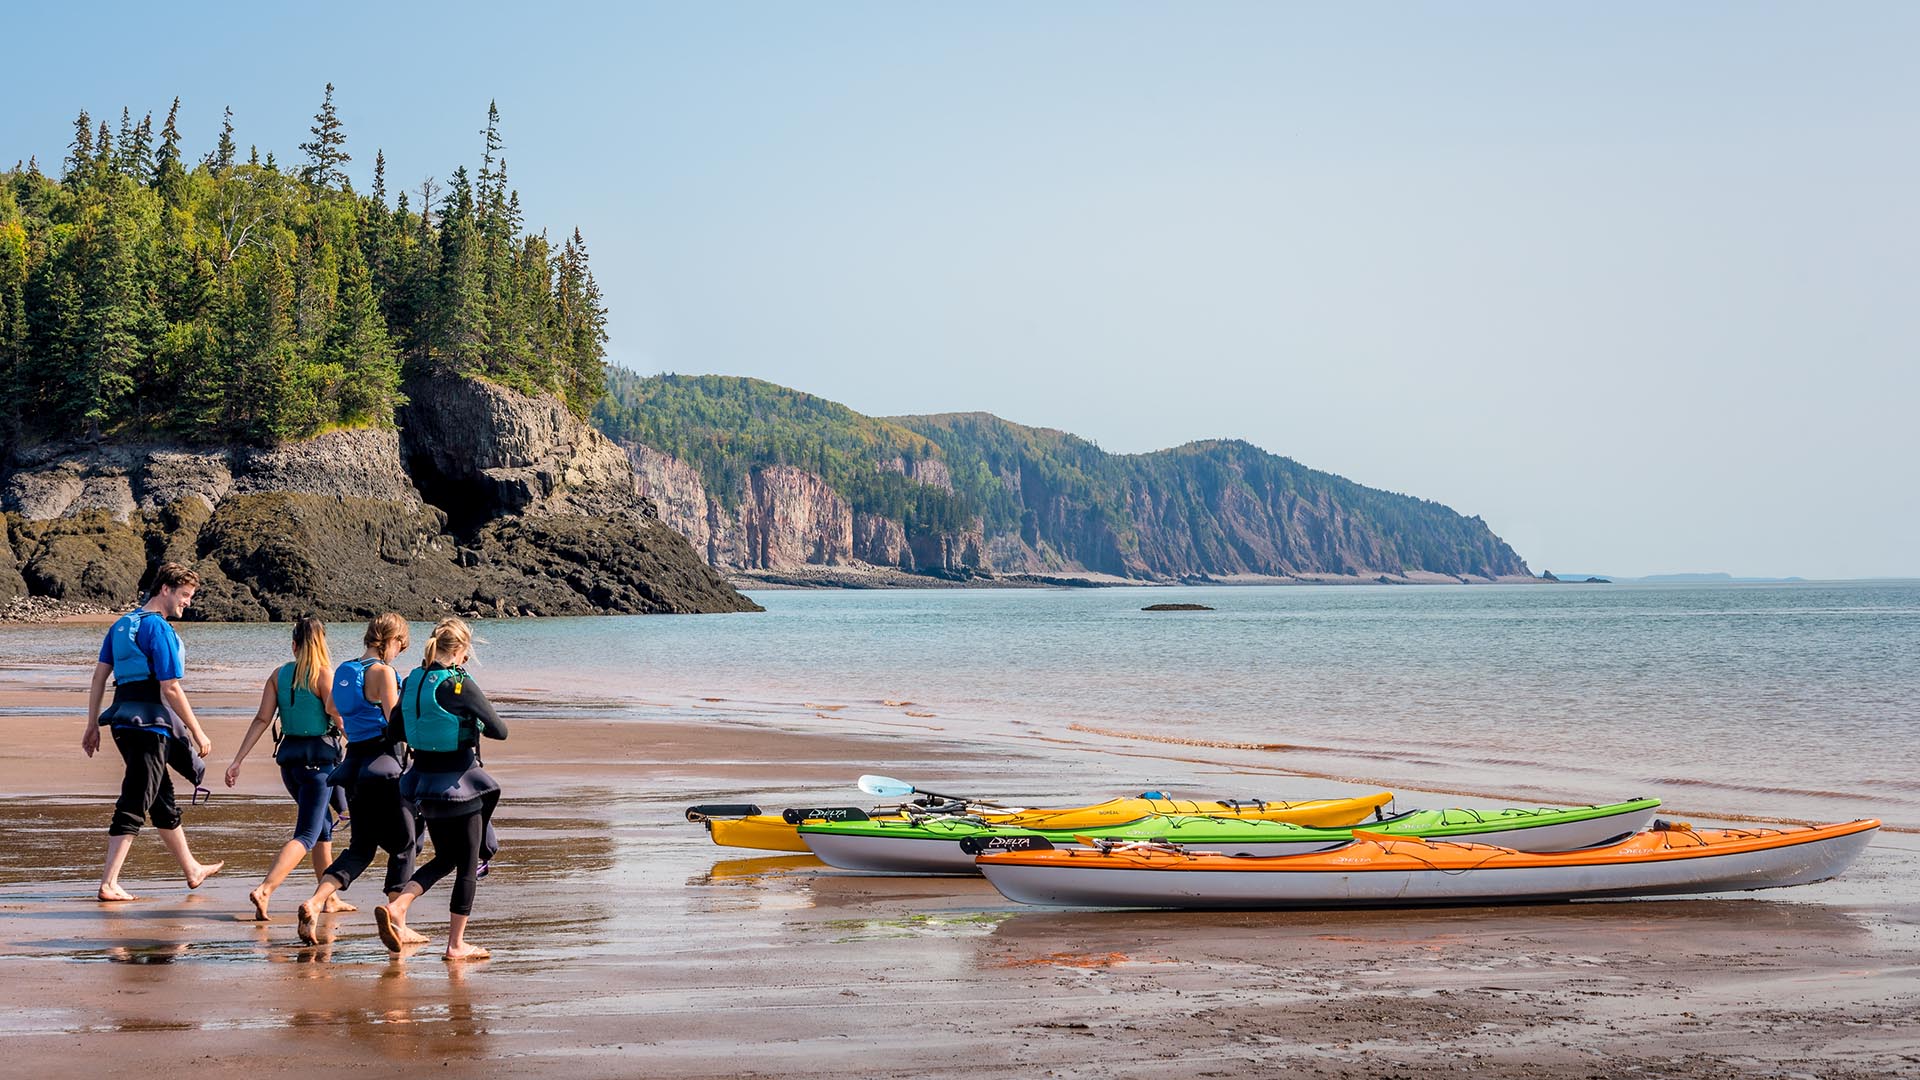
[[797, 798, 1663, 875]]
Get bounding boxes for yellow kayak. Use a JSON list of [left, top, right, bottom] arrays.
[[689, 792, 1395, 853]]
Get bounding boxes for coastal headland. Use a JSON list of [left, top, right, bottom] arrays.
[[1, 673, 1913, 1078]]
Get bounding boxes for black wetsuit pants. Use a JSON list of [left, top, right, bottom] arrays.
[[320, 777, 419, 895], [109, 727, 182, 836], [408, 791, 497, 917]]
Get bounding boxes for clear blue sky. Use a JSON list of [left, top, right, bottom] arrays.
[[5, 3, 1914, 578]]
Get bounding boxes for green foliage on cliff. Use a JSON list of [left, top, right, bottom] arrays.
[[899, 412, 1530, 578], [0, 91, 608, 448], [595, 372, 1532, 579], [594, 371, 977, 534]]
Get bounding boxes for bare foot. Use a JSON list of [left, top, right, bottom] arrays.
[[186, 862, 224, 890], [443, 943, 490, 961], [248, 885, 272, 921], [398, 925, 429, 945], [97, 885, 138, 902], [373, 904, 404, 953], [296, 901, 319, 945], [322, 896, 358, 913]]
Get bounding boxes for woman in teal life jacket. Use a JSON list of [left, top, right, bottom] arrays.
[[82, 561, 224, 902], [293, 613, 429, 946], [376, 617, 506, 961], [224, 616, 348, 921]]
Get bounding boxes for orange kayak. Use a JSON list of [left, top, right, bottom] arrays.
[[975, 819, 1880, 908]]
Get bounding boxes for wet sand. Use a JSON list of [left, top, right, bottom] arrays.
[[3, 689, 1917, 1078]]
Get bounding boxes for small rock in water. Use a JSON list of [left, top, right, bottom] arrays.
[[1142, 603, 1214, 612]]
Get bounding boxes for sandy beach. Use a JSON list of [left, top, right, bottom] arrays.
[[2, 678, 1917, 1079]]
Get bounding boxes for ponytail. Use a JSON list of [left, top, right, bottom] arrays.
[[291, 616, 331, 697], [364, 611, 409, 654], [421, 616, 473, 669]]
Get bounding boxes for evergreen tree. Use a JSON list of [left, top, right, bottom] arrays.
[[321, 246, 401, 424], [371, 148, 386, 206], [152, 98, 183, 193], [127, 112, 154, 179], [7, 93, 611, 446], [298, 83, 350, 189], [114, 108, 136, 175], [65, 110, 94, 183], [210, 106, 237, 173], [74, 199, 152, 438]]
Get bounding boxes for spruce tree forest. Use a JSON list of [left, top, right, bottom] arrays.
[[0, 88, 609, 449]]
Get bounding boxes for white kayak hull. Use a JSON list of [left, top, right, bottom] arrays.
[[977, 827, 1876, 909]]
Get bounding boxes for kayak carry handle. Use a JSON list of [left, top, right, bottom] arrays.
[[685, 803, 763, 822]]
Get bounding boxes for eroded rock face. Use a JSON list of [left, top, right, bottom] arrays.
[[1, 379, 758, 619], [625, 443, 984, 575], [400, 376, 639, 521]]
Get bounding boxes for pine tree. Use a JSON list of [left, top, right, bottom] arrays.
[[127, 112, 154, 179], [558, 228, 608, 416], [299, 83, 350, 189], [210, 106, 237, 173], [152, 98, 183, 192], [114, 108, 136, 175], [371, 149, 386, 206], [321, 246, 401, 424], [94, 121, 114, 176], [65, 110, 94, 183], [75, 200, 152, 437]]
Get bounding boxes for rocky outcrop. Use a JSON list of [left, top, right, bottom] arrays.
[[0, 526, 26, 601], [0, 379, 758, 620]]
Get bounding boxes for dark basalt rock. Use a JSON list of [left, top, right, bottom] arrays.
[[1143, 602, 1214, 611], [2, 379, 760, 620]]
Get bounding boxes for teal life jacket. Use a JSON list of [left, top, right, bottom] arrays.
[[276, 662, 332, 737], [400, 667, 469, 752]]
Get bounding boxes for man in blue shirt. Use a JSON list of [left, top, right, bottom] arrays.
[[81, 562, 224, 902]]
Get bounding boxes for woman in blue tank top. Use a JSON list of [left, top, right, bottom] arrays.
[[294, 613, 429, 947], [223, 617, 345, 921]]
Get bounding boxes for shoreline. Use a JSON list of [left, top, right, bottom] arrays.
[[726, 566, 1548, 591], [1, 695, 1915, 1077]]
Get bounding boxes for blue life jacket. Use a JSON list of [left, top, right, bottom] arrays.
[[275, 662, 332, 737], [334, 658, 391, 743], [107, 609, 163, 684], [400, 667, 469, 753]]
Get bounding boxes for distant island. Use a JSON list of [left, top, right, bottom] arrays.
[[595, 373, 1538, 587]]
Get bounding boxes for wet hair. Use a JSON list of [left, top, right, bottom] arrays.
[[420, 616, 472, 669], [291, 616, 331, 698], [149, 562, 201, 593], [364, 612, 409, 653]]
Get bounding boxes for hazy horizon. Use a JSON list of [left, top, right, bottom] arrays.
[[4, 3, 1913, 579]]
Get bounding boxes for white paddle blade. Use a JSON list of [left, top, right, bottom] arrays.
[[858, 774, 916, 798]]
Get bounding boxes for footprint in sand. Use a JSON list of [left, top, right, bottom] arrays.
[[805, 703, 847, 711], [904, 711, 936, 718], [882, 700, 915, 708]]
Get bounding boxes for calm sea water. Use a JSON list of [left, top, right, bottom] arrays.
[[3, 582, 1913, 829]]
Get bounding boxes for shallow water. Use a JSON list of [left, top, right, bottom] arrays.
[[3, 581, 1913, 828]]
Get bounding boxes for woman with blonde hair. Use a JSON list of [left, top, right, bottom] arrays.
[[294, 614, 426, 945], [376, 617, 506, 961], [225, 616, 346, 921]]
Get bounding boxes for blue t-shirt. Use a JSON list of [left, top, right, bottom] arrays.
[[97, 610, 186, 684]]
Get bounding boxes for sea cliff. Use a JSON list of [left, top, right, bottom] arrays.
[[595, 373, 1536, 586], [0, 377, 760, 619]]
